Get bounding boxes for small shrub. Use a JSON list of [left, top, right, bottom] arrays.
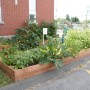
[[39, 22, 57, 38], [14, 22, 41, 50], [0, 38, 12, 45], [64, 30, 90, 55]]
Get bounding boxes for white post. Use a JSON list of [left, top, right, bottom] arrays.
[[0, 0, 2, 21], [43, 33, 44, 45]]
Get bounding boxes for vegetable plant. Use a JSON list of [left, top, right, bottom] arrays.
[[64, 30, 90, 55]]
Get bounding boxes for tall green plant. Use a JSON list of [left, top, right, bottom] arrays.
[[64, 30, 90, 55], [14, 22, 41, 50], [38, 37, 72, 68]]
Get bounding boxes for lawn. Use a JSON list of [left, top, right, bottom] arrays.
[[0, 69, 13, 88]]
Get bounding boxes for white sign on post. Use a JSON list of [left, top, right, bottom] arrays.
[[43, 28, 47, 34], [56, 29, 63, 37], [43, 28, 47, 45]]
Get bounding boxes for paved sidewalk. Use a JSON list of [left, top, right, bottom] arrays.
[[0, 56, 90, 90]]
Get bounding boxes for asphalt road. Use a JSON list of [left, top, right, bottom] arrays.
[[26, 57, 90, 90]]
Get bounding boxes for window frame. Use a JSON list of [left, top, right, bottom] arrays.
[[0, 0, 4, 24], [29, 0, 36, 22]]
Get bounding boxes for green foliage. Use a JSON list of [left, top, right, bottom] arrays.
[[1, 37, 71, 69], [40, 22, 57, 37], [71, 17, 80, 23], [13, 22, 41, 50], [66, 14, 80, 23], [0, 69, 13, 87], [13, 21, 57, 50], [64, 30, 90, 55], [66, 14, 71, 21], [0, 38, 11, 45], [1, 30, 90, 69], [1, 47, 39, 69], [37, 37, 72, 68], [38, 37, 62, 61], [1, 46, 18, 67]]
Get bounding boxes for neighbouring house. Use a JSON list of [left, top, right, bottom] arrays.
[[0, 0, 54, 36]]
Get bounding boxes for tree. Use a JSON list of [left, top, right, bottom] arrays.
[[66, 14, 71, 21], [71, 17, 80, 23]]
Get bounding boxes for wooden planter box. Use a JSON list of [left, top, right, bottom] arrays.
[[0, 45, 11, 51], [0, 49, 90, 81], [0, 62, 55, 81]]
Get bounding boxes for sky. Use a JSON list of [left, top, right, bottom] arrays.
[[54, 0, 90, 21]]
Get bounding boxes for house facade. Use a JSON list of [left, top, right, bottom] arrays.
[[0, 0, 54, 36]]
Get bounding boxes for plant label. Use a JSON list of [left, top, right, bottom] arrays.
[[43, 28, 47, 34]]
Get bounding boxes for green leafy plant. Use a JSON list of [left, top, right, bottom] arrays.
[[0, 69, 13, 87], [13, 22, 41, 50], [0, 37, 12, 45], [39, 22, 57, 38], [0, 36, 73, 69], [1, 46, 18, 67], [13, 21, 57, 50], [1, 47, 40, 69], [64, 30, 90, 55], [2, 30, 90, 69], [37, 37, 72, 68]]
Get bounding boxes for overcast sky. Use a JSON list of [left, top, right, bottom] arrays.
[[54, 0, 90, 21]]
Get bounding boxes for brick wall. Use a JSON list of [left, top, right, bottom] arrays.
[[0, 0, 29, 36], [0, 0, 54, 36], [36, 0, 54, 24]]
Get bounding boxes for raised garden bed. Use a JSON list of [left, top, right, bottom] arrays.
[[0, 49, 90, 82], [0, 45, 11, 51], [0, 69, 13, 87]]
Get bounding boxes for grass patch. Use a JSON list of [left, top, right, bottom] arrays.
[[0, 69, 13, 88]]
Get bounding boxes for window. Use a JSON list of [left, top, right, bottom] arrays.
[[30, 14, 35, 21], [0, 0, 3, 24], [0, 0, 2, 22], [29, 0, 36, 22]]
